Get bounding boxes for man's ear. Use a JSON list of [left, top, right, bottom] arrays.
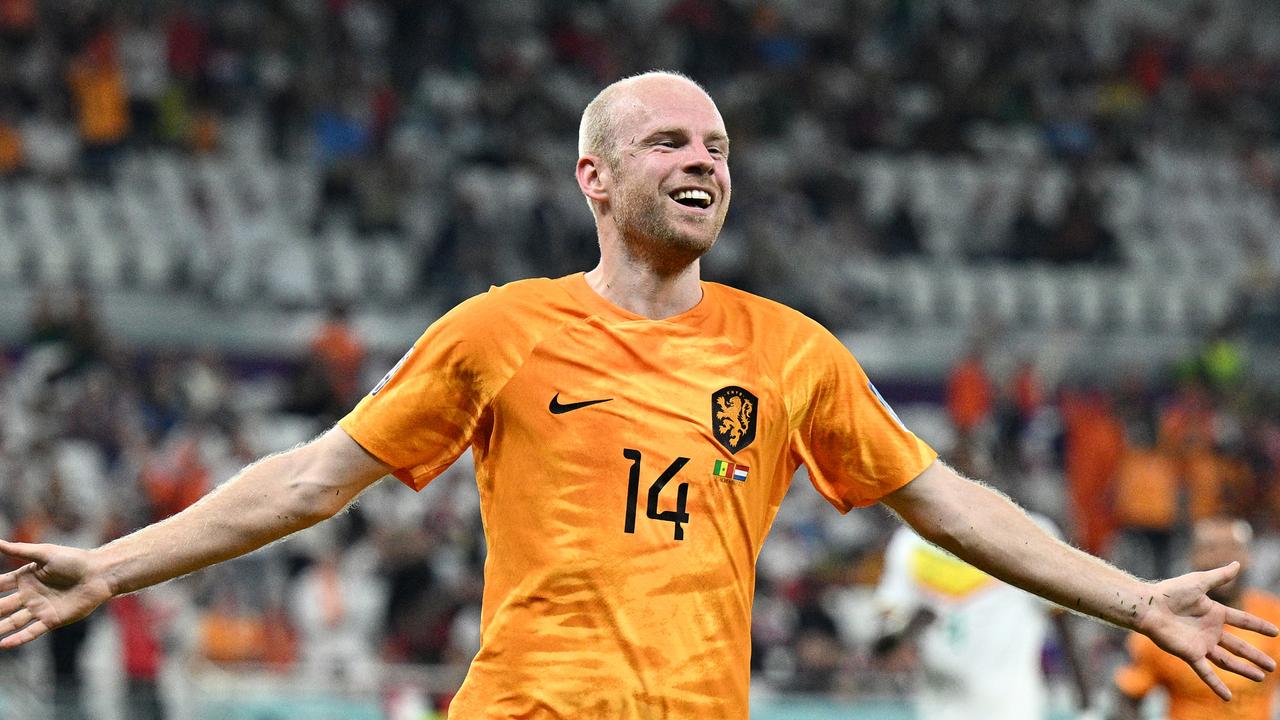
[[577, 155, 610, 204]]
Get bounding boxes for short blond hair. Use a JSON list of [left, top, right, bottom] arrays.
[[577, 70, 707, 168]]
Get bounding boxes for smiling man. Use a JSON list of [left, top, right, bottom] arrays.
[[0, 72, 1277, 720]]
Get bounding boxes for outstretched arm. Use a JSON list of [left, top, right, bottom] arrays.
[[0, 426, 391, 648], [881, 459, 1278, 701]]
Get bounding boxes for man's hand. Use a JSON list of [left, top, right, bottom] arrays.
[[1138, 561, 1279, 701], [0, 540, 113, 649]]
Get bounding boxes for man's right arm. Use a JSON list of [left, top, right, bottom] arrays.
[[0, 425, 391, 648]]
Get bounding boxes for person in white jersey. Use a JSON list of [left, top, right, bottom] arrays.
[[875, 517, 1093, 720]]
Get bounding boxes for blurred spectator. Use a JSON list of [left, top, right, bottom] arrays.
[[995, 358, 1045, 470], [111, 593, 167, 720], [0, 0, 36, 44], [1113, 517, 1280, 719], [289, 522, 386, 690], [779, 579, 844, 694], [20, 455, 102, 720], [1112, 421, 1182, 579], [0, 103, 22, 177], [1005, 192, 1053, 261], [308, 304, 366, 410], [946, 348, 993, 437], [196, 568, 295, 669], [198, 588, 267, 667], [1061, 386, 1125, 556], [878, 197, 923, 257], [140, 433, 210, 523], [32, 286, 113, 379], [120, 11, 167, 147], [21, 92, 77, 180], [310, 96, 370, 236], [68, 28, 130, 184]]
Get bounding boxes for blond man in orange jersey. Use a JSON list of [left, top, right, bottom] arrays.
[[0, 71, 1276, 719], [1113, 518, 1280, 720]]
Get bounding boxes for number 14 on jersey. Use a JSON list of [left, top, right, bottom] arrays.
[[622, 449, 691, 541]]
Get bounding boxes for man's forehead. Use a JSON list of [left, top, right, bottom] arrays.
[[613, 83, 726, 137]]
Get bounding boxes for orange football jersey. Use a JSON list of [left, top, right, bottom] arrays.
[[1114, 589, 1280, 720], [340, 273, 937, 719]]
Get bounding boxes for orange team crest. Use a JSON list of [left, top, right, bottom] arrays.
[[712, 385, 757, 453]]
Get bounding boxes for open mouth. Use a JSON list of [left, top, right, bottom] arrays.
[[669, 188, 713, 210]]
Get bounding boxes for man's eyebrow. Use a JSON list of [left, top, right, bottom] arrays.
[[643, 128, 686, 140], [644, 128, 731, 145], [706, 131, 730, 146]]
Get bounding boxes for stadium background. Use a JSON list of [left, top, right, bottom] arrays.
[[2, 0, 1280, 718]]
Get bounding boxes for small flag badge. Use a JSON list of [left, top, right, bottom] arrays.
[[712, 459, 750, 483]]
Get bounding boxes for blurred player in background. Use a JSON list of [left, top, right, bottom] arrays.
[[874, 517, 1093, 720], [1113, 517, 1280, 720], [0, 72, 1276, 719]]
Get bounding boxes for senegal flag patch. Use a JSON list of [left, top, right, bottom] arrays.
[[712, 459, 749, 483]]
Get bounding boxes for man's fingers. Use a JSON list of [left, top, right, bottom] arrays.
[[0, 562, 39, 595], [1208, 645, 1266, 682], [0, 592, 24, 617], [0, 609, 32, 637], [1199, 561, 1241, 591], [0, 541, 48, 566], [1225, 606, 1280, 638], [1220, 632, 1277, 673], [0, 619, 49, 649], [1191, 657, 1233, 701]]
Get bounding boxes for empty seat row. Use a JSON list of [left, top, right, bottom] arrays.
[[855, 261, 1237, 334]]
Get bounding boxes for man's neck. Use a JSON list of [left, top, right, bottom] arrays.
[[584, 256, 703, 320]]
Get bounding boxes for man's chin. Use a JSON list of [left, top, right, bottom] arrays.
[[623, 229, 716, 272]]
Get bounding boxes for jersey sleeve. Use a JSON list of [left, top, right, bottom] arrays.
[[1113, 632, 1160, 700], [339, 290, 516, 491], [784, 324, 937, 512]]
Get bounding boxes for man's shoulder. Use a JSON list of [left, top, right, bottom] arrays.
[[483, 275, 574, 306], [705, 281, 828, 334], [445, 276, 577, 320]]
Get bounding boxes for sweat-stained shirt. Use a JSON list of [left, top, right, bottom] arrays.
[[340, 272, 937, 719]]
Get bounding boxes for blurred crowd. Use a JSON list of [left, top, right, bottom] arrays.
[[3, 0, 1280, 318]]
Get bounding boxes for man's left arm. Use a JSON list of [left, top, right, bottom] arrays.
[[880, 459, 1278, 701]]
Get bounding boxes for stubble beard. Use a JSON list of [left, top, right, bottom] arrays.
[[612, 183, 727, 275]]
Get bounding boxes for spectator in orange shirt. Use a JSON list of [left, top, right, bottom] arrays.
[[310, 304, 366, 408], [1114, 517, 1280, 720], [1061, 386, 1125, 556], [946, 348, 993, 436], [1112, 421, 1182, 578], [0, 104, 22, 178], [67, 30, 130, 184]]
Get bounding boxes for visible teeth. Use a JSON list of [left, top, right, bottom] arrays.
[[672, 189, 712, 206]]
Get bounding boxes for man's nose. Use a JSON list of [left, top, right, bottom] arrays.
[[682, 145, 715, 174]]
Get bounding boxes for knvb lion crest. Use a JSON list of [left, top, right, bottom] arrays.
[[712, 385, 758, 453]]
